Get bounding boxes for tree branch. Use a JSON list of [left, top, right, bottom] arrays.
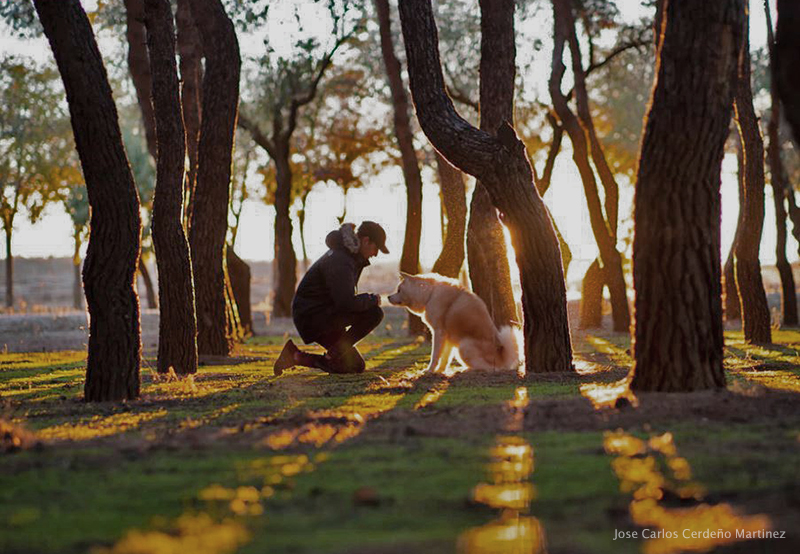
[[237, 112, 276, 158]]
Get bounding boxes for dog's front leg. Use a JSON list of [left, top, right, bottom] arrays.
[[426, 330, 445, 373]]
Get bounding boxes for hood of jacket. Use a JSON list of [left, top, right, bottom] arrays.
[[325, 223, 361, 255]]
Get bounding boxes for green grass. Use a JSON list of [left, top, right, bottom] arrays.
[[1, 329, 800, 554]]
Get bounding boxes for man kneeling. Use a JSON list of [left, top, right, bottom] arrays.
[[273, 221, 388, 375]]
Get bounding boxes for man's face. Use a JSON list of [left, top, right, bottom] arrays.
[[359, 236, 379, 259]]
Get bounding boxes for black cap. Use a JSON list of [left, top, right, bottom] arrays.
[[357, 221, 389, 254]]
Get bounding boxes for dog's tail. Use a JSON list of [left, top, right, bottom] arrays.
[[496, 325, 523, 369]]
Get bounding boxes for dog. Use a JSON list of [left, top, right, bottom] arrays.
[[387, 272, 521, 373]]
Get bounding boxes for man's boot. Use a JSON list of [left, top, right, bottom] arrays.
[[273, 339, 299, 376]]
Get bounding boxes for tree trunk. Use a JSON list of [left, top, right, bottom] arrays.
[[550, 0, 630, 333], [464, 0, 519, 328], [4, 225, 12, 309], [398, 0, 574, 373], [724, 138, 745, 321], [271, 148, 297, 318], [224, 258, 244, 343], [72, 227, 83, 310], [733, 19, 772, 345], [432, 152, 466, 279], [34, 0, 142, 401], [187, 0, 240, 356], [579, 259, 604, 329], [227, 246, 253, 336], [123, 0, 157, 161], [176, 0, 202, 229], [765, 0, 798, 326], [138, 257, 158, 309], [775, 0, 800, 144], [630, 0, 744, 392], [298, 194, 310, 270], [144, 0, 198, 375], [374, 0, 426, 336]]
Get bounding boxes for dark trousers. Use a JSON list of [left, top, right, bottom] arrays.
[[300, 306, 384, 373]]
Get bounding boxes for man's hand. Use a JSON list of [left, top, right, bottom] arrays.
[[370, 293, 382, 307]]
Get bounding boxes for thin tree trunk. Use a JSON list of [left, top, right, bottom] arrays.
[[398, 0, 574, 373], [432, 152, 466, 279], [176, 0, 201, 230], [187, 0, 240, 356], [227, 246, 253, 336], [374, 0, 426, 336], [144, 0, 198, 375], [271, 148, 297, 318], [775, 0, 800, 143], [465, 0, 519, 328], [224, 257, 243, 342], [765, 0, 798, 326], [35, 0, 143, 401], [630, 0, 744, 392], [72, 227, 83, 310], [724, 138, 745, 321], [550, 0, 629, 333], [298, 193, 310, 270], [733, 16, 772, 345], [123, 0, 157, 161], [579, 259, 603, 329], [138, 257, 158, 309], [4, 226, 12, 309]]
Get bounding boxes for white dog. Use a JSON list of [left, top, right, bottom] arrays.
[[388, 272, 521, 373]]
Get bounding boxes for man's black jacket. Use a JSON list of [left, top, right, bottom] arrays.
[[292, 224, 375, 343]]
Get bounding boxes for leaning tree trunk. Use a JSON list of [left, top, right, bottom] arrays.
[[462, 0, 520, 328], [144, 0, 198, 375], [34, 0, 142, 401], [176, 0, 202, 229], [723, 138, 745, 321], [72, 228, 83, 310], [775, 0, 800, 144], [138, 257, 158, 309], [432, 152, 466, 279], [227, 246, 253, 336], [123, 0, 157, 161], [398, 0, 573, 373], [630, 0, 744, 392], [374, 0, 426, 336], [551, 0, 629, 333], [733, 21, 772, 345], [3, 224, 12, 309], [765, 1, 798, 326], [187, 0, 240, 356], [271, 147, 297, 318]]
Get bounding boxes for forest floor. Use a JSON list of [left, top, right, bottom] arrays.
[[1, 309, 800, 554]]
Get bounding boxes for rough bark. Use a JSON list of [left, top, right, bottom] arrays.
[[374, 0, 426, 335], [723, 138, 744, 321], [144, 0, 198, 375], [176, 0, 201, 229], [765, 0, 798, 326], [271, 147, 296, 318], [4, 227, 12, 308], [72, 228, 83, 310], [187, 0, 240, 356], [34, 0, 142, 401], [462, 0, 519, 328], [630, 0, 744, 392], [733, 18, 772, 344], [432, 152, 466, 279], [123, 0, 157, 160], [398, 0, 574, 373], [550, 0, 630, 333], [227, 246, 253, 337], [579, 259, 604, 329], [138, 257, 158, 309], [775, 0, 800, 144]]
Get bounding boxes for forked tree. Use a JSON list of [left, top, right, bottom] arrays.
[[732, 10, 771, 345], [144, 0, 198, 375], [465, 0, 518, 329], [34, 0, 143, 401], [630, 0, 744, 391], [398, 0, 573, 373], [186, 0, 240, 356]]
